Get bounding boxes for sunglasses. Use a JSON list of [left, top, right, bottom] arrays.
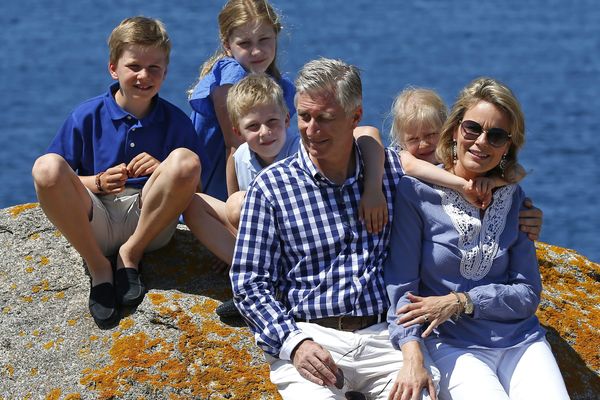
[[331, 345, 392, 400], [460, 120, 511, 148]]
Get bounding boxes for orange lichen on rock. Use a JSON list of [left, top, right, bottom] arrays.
[[9, 203, 37, 217], [45, 388, 61, 400], [80, 295, 280, 399], [534, 242, 600, 396]]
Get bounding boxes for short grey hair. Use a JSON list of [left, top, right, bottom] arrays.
[[294, 58, 362, 115]]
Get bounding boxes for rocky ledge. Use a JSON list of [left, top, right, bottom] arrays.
[[0, 204, 598, 399]]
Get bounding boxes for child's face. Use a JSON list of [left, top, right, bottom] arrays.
[[225, 21, 276, 74], [109, 44, 168, 109], [402, 126, 440, 164], [236, 103, 289, 165]]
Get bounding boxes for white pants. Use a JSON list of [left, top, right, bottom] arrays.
[[266, 322, 440, 400], [426, 338, 570, 400]]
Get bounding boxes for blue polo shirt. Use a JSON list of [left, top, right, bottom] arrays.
[[47, 82, 200, 188]]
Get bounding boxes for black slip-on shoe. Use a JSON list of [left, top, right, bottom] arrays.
[[115, 268, 146, 306], [89, 282, 118, 329], [216, 299, 241, 318]]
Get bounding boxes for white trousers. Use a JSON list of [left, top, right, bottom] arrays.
[[266, 322, 440, 400], [426, 338, 570, 400]]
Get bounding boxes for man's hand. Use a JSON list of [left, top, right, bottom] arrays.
[[127, 152, 160, 178], [292, 339, 338, 387], [388, 341, 437, 400], [519, 198, 543, 241], [100, 163, 128, 194]]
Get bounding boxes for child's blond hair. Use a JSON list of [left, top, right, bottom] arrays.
[[226, 73, 288, 130], [389, 87, 447, 149], [108, 16, 171, 65]]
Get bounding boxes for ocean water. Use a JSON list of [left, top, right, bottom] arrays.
[[1, 0, 598, 262]]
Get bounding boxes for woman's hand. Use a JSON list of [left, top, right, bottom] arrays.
[[396, 293, 461, 338], [388, 341, 437, 400]]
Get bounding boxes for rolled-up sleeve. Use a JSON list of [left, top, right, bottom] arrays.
[[231, 178, 304, 358]]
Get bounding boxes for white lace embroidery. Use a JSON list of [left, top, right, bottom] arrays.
[[436, 185, 516, 281]]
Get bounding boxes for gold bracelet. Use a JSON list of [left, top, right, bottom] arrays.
[[450, 291, 464, 320], [95, 172, 105, 193]]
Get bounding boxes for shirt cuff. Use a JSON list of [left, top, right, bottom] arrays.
[[279, 330, 312, 361]]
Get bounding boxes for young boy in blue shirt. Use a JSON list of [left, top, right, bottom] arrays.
[[31, 16, 201, 328]]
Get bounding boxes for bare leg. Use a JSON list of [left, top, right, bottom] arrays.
[[184, 193, 237, 265], [116, 148, 200, 270], [225, 190, 246, 230], [32, 154, 112, 285]]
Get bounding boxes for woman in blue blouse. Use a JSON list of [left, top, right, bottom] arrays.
[[385, 78, 569, 400]]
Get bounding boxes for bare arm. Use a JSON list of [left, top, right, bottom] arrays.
[[353, 126, 387, 233], [389, 341, 437, 400], [211, 84, 245, 149], [226, 149, 240, 196]]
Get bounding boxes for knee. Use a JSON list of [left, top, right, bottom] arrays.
[[168, 148, 201, 184], [31, 154, 68, 189], [225, 191, 245, 228]]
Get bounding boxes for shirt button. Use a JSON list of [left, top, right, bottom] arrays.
[[131, 128, 136, 132], [130, 142, 135, 148], [127, 116, 132, 120]]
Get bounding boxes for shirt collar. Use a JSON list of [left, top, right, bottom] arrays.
[[298, 139, 364, 187], [104, 82, 164, 125]]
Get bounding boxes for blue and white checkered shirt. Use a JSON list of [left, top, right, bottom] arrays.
[[231, 143, 403, 358]]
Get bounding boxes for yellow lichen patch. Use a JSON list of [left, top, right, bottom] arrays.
[[43, 341, 55, 350], [4, 364, 14, 377], [10, 283, 17, 290], [119, 317, 134, 331], [32, 329, 41, 336], [89, 335, 99, 341], [2, 307, 10, 314], [25, 342, 33, 349], [45, 388, 61, 400], [25, 255, 33, 262], [32, 279, 49, 293], [25, 267, 34, 273], [39, 256, 50, 266], [79, 348, 91, 357], [18, 331, 25, 337], [68, 319, 77, 327], [9, 203, 37, 217], [80, 296, 280, 399], [21, 296, 33, 303], [53, 230, 62, 237], [29, 233, 40, 240], [148, 292, 168, 305], [64, 394, 81, 400], [41, 295, 50, 302], [30, 368, 38, 376], [55, 291, 65, 299]]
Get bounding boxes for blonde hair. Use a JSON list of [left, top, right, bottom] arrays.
[[188, 0, 282, 97], [108, 16, 170, 65], [226, 73, 288, 130], [437, 77, 526, 182], [389, 87, 447, 149]]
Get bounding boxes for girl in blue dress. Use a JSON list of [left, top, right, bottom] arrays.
[[188, 0, 294, 201]]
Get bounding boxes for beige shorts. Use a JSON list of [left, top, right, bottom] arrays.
[[87, 187, 178, 256]]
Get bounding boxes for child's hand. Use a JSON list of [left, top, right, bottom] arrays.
[[127, 152, 160, 178], [359, 189, 388, 234], [101, 163, 128, 194], [461, 179, 493, 209]]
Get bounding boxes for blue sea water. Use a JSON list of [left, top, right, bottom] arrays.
[[1, 0, 598, 262]]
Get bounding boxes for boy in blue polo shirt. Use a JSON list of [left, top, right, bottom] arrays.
[[31, 16, 200, 328]]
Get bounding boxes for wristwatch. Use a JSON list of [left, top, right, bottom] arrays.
[[463, 292, 474, 315]]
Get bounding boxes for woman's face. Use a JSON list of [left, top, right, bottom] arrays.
[[453, 100, 511, 180]]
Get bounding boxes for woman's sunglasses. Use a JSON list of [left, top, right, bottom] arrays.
[[460, 120, 511, 148]]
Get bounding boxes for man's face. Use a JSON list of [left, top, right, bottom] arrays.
[[296, 92, 361, 167]]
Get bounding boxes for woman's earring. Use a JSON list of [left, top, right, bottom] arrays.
[[452, 140, 457, 164], [499, 154, 508, 177]]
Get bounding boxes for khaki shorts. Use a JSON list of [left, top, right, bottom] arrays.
[[87, 187, 178, 256]]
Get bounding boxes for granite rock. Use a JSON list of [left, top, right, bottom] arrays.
[[0, 204, 598, 399]]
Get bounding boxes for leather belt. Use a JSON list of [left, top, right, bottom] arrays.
[[297, 314, 385, 332]]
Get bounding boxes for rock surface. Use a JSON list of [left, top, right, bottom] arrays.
[[0, 204, 598, 399]]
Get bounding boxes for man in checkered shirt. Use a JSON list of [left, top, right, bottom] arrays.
[[230, 58, 439, 399]]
